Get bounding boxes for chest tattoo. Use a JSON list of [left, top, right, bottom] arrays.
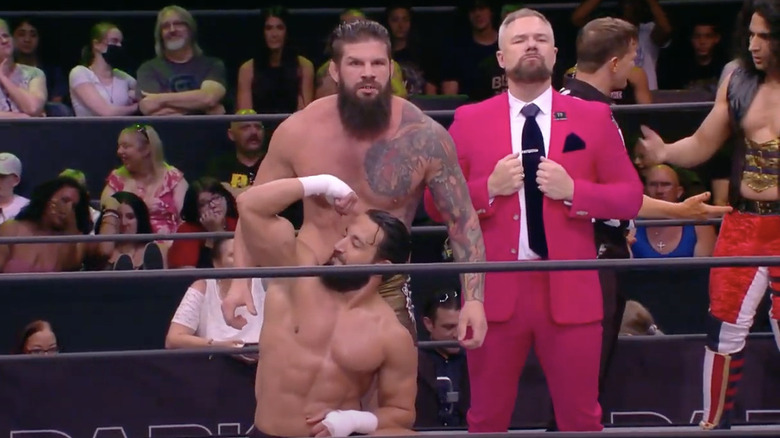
[[363, 104, 435, 198]]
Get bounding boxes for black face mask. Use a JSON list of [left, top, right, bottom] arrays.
[[102, 44, 129, 70]]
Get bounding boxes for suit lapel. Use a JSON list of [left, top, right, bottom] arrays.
[[548, 92, 567, 163], [493, 93, 513, 158]]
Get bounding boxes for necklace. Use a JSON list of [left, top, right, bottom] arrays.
[[90, 66, 114, 103], [652, 229, 669, 251]]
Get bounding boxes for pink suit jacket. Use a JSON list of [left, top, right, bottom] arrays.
[[425, 91, 643, 325]]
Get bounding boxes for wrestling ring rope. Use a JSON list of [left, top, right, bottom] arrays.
[[4, 230, 780, 437], [0, 219, 724, 245], [1, 98, 771, 436]]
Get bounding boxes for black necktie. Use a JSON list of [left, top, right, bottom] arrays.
[[520, 103, 548, 259]]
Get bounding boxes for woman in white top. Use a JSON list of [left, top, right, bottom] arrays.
[[69, 22, 138, 117], [166, 238, 266, 349]]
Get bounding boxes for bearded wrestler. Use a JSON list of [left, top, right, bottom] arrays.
[[638, 0, 780, 430], [236, 174, 417, 438], [222, 20, 487, 348]]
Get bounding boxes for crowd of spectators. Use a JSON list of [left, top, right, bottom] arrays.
[[0, 0, 747, 428]]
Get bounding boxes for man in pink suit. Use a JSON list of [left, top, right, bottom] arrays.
[[424, 8, 643, 432]]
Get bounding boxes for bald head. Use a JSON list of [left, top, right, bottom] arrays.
[[645, 165, 683, 202]]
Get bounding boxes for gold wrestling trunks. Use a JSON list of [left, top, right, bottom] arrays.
[[378, 274, 417, 341], [742, 138, 780, 192]]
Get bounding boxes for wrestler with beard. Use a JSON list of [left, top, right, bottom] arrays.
[[223, 20, 488, 349], [234, 173, 418, 438]]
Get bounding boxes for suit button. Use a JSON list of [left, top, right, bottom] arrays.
[[513, 214, 519, 220], [510, 248, 517, 254]]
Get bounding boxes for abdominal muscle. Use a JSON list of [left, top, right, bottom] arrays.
[[252, 285, 373, 436], [254, 353, 364, 436]]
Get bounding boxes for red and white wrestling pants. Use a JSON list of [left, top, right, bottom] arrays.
[[702, 210, 780, 430]]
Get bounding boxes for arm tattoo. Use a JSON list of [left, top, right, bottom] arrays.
[[364, 103, 486, 301]]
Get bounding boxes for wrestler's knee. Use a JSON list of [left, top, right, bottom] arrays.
[[706, 312, 749, 354]]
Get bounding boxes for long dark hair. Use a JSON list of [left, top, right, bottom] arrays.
[[180, 177, 238, 224], [15, 177, 93, 234], [735, 0, 780, 77], [252, 6, 301, 113], [385, 4, 423, 60], [95, 191, 154, 237], [367, 209, 411, 281]]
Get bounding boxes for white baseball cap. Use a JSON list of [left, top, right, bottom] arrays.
[[0, 153, 22, 177]]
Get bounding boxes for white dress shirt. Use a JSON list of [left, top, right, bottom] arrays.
[[509, 87, 553, 260]]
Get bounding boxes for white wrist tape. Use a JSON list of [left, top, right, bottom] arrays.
[[322, 410, 378, 437], [298, 175, 354, 202]]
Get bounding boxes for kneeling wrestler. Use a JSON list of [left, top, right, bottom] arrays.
[[226, 174, 418, 437]]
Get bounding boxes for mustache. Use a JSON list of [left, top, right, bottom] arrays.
[[357, 80, 381, 88]]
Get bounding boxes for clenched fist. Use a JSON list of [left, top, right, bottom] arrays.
[[537, 157, 574, 201], [488, 153, 525, 198]]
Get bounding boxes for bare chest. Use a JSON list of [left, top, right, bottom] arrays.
[[294, 134, 427, 216], [742, 88, 780, 141], [262, 292, 385, 375]]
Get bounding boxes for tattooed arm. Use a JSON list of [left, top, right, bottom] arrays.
[[424, 120, 487, 303]]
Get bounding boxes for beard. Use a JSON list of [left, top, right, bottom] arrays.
[[507, 55, 552, 83], [164, 37, 187, 51], [337, 77, 393, 140], [319, 259, 372, 293]]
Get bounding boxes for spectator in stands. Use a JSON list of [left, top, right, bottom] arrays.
[[236, 7, 314, 114], [205, 109, 266, 199], [167, 177, 238, 269], [0, 176, 118, 273], [571, 0, 672, 91], [415, 290, 470, 428], [472, 3, 522, 100], [13, 320, 59, 355], [101, 124, 188, 236], [385, 4, 436, 96], [166, 238, 265, 349], [94, 191, 165, 270], [0, 18, 46, 118], [69, 22, 138, 117], [12, 18, 67, 105], [659, 18, 727, 97], [620, 300, 663, 336], [136, 5, 227, 116], [440, 0, 499, 100], [315, 8, 408, 99], [0, 152, 29, 225], [58, 168, 101, 231], [632, 165, 717, 258]]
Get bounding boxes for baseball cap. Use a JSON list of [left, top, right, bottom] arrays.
[[0, 153, 21, 177]]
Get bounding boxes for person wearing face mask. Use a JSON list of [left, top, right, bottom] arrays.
[[69, 22, 138, 117]]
